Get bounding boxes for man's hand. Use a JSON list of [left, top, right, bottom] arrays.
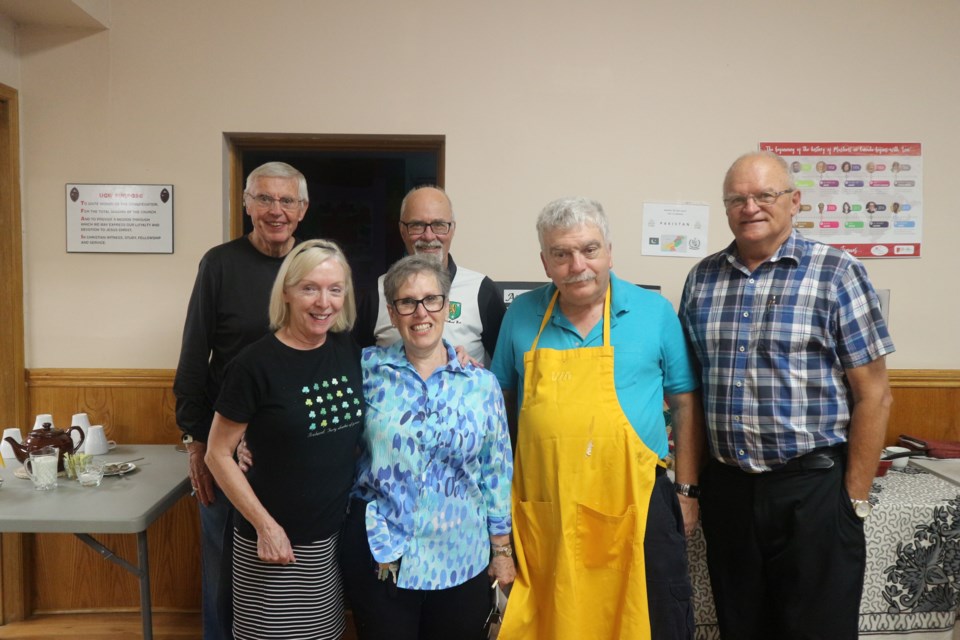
[[187, 441, 216, 506], [454, 345, 482, 368], [236, 438, 253, 472], [678, 494, 700, 538]]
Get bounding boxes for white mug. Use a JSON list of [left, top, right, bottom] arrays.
[[84, 425, 117, 456], [34, 413, 55, 429], [71, 413, 92, 452], [1, 427, 23, 459], [883, 445, 912, 469], [25, 445, 59, 490]]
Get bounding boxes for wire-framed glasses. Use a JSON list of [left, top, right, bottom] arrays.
[[723, 189, 794, 210], [245, 193, 303, 212]]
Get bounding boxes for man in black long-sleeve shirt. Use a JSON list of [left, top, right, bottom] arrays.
[[174, 161, 308, 640]]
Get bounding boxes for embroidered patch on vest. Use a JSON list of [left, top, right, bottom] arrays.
[[448, 301, 462, 320]]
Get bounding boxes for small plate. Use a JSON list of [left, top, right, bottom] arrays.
[[103, 462, 137, 476]]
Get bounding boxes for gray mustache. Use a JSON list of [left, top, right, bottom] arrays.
[[562, 272, 596, 284]]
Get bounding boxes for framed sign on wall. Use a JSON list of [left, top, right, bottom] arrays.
[[66, 183, 174, 254]]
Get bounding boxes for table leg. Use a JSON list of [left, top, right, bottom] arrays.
[[74, 532, 153, 640], [138, 531, 152, 640]]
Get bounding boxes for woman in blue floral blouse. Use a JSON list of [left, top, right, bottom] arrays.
[[341, 254, 515, 640]]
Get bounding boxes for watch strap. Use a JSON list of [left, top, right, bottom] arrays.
[[674, 483, 701, 499]]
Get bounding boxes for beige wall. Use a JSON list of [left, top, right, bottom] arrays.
[[0, 13, 18, 87], [12, 0, 960, 369]]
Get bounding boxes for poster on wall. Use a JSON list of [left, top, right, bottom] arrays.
[[641, 202, 710, 258], [759, 142, 922, 259], [66, 183, 174, 254]]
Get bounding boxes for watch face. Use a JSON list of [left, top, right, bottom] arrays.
[[854, 501, 872, 518]]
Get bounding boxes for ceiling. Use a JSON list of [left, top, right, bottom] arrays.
[[0, 0, 108, 29]]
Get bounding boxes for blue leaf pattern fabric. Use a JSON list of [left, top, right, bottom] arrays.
[[352, 340, 513, 590]]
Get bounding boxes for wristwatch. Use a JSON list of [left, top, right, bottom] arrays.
[[674, 483, 701, 499], [491, 543, 513, 558], [851, 499, 873, 520]]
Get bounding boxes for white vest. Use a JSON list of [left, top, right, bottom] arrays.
[[372, 265, 490, 366]]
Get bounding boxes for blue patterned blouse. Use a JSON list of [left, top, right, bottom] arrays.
[[352, 340, 513, 590]]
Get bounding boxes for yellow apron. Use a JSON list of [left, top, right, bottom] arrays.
[[500, 286, 659, 640]]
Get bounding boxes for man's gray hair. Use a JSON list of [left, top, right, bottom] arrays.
[[399, 185, 455, 221], [536, 197, 610, 251], [246, 162, 309, 203], [383, 254, 452, 304], [723, 151, 797, 193]]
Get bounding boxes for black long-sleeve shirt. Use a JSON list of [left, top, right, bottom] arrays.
[[173, 236, 288, 442]]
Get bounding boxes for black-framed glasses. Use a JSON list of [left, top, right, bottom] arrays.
[[245, 193, 303, 212], [391, 294, 447, 315], [723, 189, 794, 210], [399, 220, 454, 236]]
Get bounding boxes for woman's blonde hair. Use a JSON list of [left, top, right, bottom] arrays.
[[269, 239, 356, 332]]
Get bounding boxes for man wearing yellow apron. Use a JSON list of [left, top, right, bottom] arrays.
[[490, 198, 704, 640]]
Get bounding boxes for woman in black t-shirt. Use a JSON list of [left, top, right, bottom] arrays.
[[206, 239, 363, 640]]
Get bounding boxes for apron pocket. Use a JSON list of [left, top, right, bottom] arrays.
[[516, 500, 558, 585], [575, 503, 637, 572]]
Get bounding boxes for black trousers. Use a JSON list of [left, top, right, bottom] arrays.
[[645, 473, 695, 640], [339, 499, 490, 640], [699, 454, 866, 640]]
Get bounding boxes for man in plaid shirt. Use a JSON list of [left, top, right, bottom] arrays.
[[679, 151, 895, 640]]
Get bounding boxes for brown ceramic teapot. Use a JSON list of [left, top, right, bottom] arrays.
[[4, 422, 85, 471]]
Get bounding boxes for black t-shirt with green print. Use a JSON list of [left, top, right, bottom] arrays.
[[216, 331, 363, 544]]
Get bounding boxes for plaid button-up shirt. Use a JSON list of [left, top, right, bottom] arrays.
[[679, 232, 895, 472]]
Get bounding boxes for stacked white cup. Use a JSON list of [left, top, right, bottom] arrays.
[[71, 413, 92, 452]]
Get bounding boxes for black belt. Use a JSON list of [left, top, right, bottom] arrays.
[[768, 445, 845, 473]]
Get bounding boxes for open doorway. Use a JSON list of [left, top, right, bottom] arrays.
[[225, 133, 444, 289]]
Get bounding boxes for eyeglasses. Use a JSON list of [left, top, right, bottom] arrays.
[[723, 189, 794, 210], [399, 220, 454, 236], [391, 294, 447, 315], [246, 193, 303, 212]]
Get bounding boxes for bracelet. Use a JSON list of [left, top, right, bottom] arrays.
[[491, 543, 513, 558]]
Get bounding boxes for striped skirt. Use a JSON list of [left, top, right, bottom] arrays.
[[232, 529, 346, 640]]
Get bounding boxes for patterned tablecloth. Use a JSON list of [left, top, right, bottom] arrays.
[[689, 466, 960, 639]]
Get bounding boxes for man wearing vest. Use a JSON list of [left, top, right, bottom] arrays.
[[355, 185, 506, 365]]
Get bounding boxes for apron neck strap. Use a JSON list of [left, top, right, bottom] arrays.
[[532, 283, 612, 350]]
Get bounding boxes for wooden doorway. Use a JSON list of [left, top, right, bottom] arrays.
[[224, 133, 444, 289], [0, 82, 28, 625]]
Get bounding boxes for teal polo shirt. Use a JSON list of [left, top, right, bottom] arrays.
[[490, 272, 698, 458]]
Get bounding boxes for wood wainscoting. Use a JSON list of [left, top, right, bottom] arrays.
[[2, 368, 958, 622], [886, 369, 960, 444]]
